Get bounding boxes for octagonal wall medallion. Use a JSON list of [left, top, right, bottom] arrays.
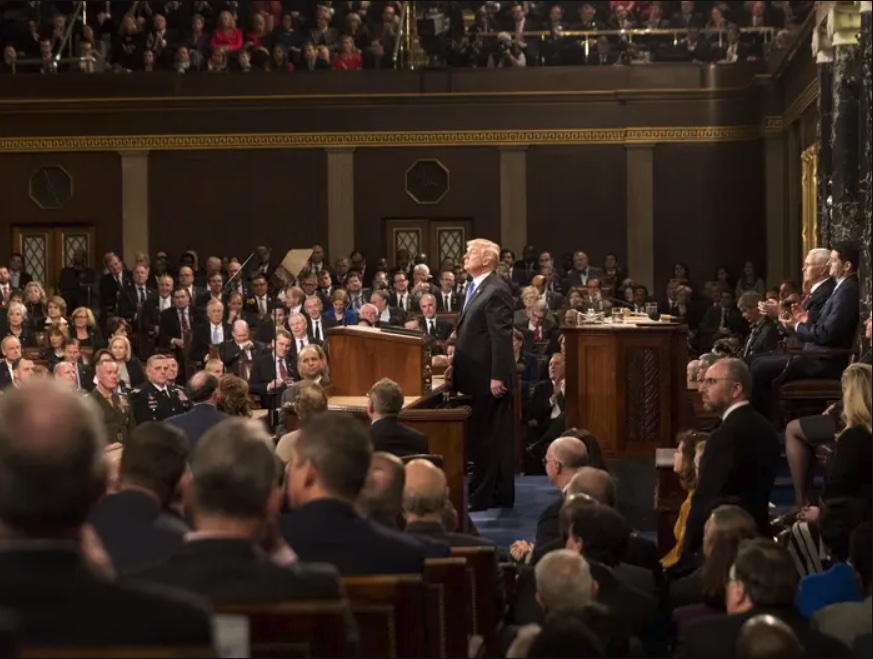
[[405, 159, 450, 205]]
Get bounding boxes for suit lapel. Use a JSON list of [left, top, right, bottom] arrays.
[[458, 273, 492, 326]]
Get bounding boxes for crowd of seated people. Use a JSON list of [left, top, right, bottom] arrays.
[[0, 231, 870, 656], [0, 0, 811, 74]]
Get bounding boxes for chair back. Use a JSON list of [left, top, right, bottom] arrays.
[[342, 574, 426, 658], [216, 600, 352, 658], [424, 557, 472, 658], [449, 546, 501, 652]]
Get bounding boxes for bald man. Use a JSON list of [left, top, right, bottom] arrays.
[[165, 371, 227, 448], [737, 615, 805, 658], [403, 459, 496, 548]]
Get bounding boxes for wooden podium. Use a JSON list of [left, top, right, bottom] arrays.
[[327, 326, 433, 396], [313, 326, 472, 527], [562, 322, 688, 460]]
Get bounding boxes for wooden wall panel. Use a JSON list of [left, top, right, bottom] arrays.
[[0, 152, 121, 272], [148, 150, 328, 263], [653, 142, 766, 297], [526, 146, 627, 268], [353, 148, 500, 265]]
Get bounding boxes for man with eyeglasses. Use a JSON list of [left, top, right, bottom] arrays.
[[682, 358, 779, 562]]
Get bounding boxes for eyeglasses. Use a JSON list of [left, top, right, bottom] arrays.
[[701, 377, 734, 387]]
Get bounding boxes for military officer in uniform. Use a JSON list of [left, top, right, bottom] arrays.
[[165, 355, 192, 413], [90, 359, 136, 445], [130, 354, 189, 424]]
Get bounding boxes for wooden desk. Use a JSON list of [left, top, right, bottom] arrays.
[[562, 322, 688, 459], [328, 385, 471, 530]]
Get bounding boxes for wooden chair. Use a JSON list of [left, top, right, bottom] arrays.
[[216, 600, 353, 658], [449, 546, 502, 654], [424, 557, 472, 658], [772, 341, 859, 425], [341, 575, 426, 658], [498, 562, 518, 606], [22, 347, 42, 361], [400, 453, 444, 469], [21, 647, 214, 658]]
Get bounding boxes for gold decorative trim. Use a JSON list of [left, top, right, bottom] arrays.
[[762, 115, 784, 135], [0, 126, 765, 153], [801, 145, 818, 259]]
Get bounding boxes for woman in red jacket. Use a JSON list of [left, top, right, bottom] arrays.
[[331, 34, 362, 70], [210, 10, 243, 52]]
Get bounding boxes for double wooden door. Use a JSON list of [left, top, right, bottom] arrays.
[[11, 226, 96, 293], [385, 219, 473, 269]]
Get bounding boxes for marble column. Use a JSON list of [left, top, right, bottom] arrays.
[[119, 151, 150, 266], [326, 147, 355, 263], [828, 41, 863, 247], [816, 62, 834, 246], [860, 3, 872, 312], [625, 144, 654, 292], [499, 146, 528, 256]]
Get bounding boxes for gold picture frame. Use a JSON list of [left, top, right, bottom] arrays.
[[800, 145, 818, 259]]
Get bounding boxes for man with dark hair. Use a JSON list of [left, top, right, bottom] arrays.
[[133, 419, 345, 606], [89, 422, 191, 573], [280, 412, 427, 575], [165, 371, 228, 448], [0, 382, 212, 645], [367, 378, 428, 457], [686, 358, 780, 559], [676, 539, 851, 658]]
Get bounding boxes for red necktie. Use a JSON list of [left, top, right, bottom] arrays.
[[534, 327, 541, 342], [802, 291, 811, 305], [278, 360, 287, 379]]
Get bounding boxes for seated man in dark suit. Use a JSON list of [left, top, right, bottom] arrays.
[[165, 371, 228, 448], [513, 329, 541, 389], [220, 319, 265, 371], [248, 329, 294, 408], [366, 378, 429, 457], [89, 422, 190, 574], [684, 358, 780, 562], [675, 539, 851, 658], [370, 289, 405, 327], [280, 412, 428, 575], [737, 291, 780, 362], [415, 293, 454, 343], [189, 299, 231, 365], [133, 418, 346, 607], [751, 243, 861, 419], [0, 381, 213, 646]]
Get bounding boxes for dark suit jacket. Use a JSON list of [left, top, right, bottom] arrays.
[[219, 339, 266, 370], [795, 275, 860, 350], [158, 306, 204, 349], [417, 316, 454, 342], [370, 416, 429, 457], [279, 499, 426, 576], [683, 404, 780, 557], [190, 321, 232, 364], [118, 285, 156, 327], [675, 607, 851, 658], [436, 291, 461, 313], [306, 314, 337, 343], [98, 271, 134, 317], [742, 317, 780, 359], [405, 520, 496, 549], [165, 404, 230, 449], [88, 489, 187, 575], [249, 351, 293, 403], [287, 336, 324, 374], [516, 351, 541, 387], [132, 537, 343, 603], [453, 272, 514, 397], [0, 548, 212, 645], [528, 379, 564, 429], [565, 267, 604, 288], [804, 278, 836, 325]]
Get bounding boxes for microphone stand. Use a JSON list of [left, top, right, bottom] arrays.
[[223, 250, 256, 297]]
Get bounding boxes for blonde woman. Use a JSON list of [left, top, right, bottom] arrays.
[[513, 286, 540, 325], [70, 306, 105, 350], [815, 363, 872, 506], [108, 335, 145, 389], [23, 281, 47, 330], [275, 381, 328, 464]]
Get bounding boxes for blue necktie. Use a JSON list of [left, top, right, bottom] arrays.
[[464, 283, 475, 310]]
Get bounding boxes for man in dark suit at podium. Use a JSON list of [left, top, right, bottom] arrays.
[[449, 239, 515, 512], [366, 378, 429, 458]]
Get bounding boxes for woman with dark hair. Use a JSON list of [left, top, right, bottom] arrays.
[[672, 262, 690, 282], [42, 325, 69, 371], [662, 431, 708, 569], [735, 260, 765, 297]]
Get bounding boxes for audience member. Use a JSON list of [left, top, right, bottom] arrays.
[[366, 378, 428, 457], [165, 371, 228, 448]]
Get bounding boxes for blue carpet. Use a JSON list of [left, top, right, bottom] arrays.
[[471, 452, 814, 549]]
